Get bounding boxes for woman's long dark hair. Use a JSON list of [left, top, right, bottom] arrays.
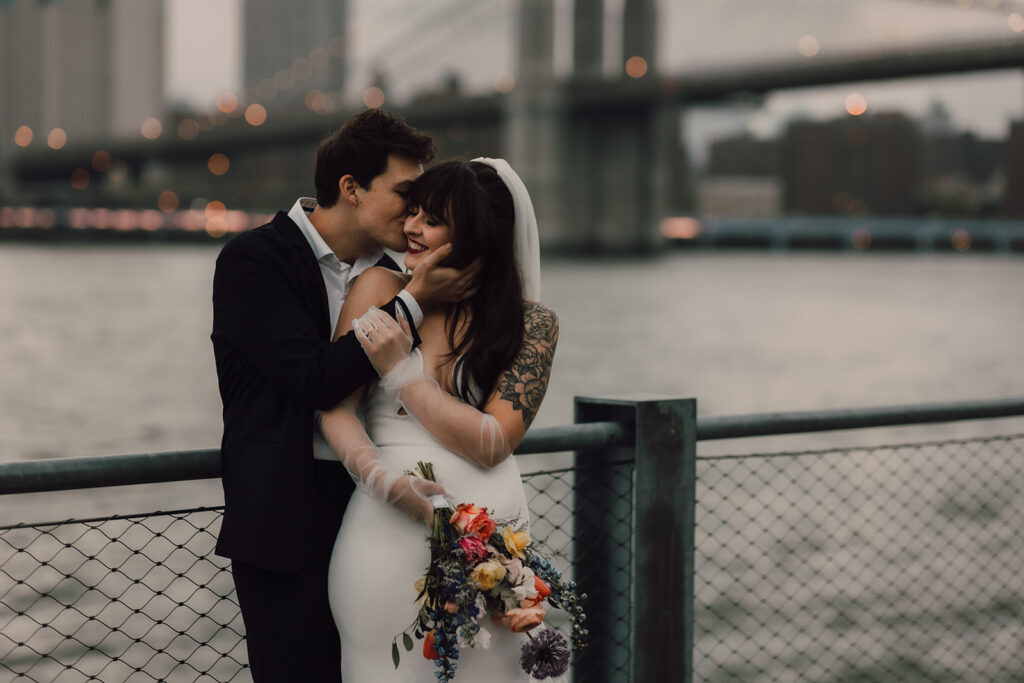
[[406, 159, 526, 408]]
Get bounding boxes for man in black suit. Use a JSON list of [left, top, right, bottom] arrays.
[[211, 110, 465, 682]]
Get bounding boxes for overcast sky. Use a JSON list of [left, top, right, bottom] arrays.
[[165, 0, 1024, 140]]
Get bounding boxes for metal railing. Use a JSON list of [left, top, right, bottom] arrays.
[[2, 396, 1024, 682]]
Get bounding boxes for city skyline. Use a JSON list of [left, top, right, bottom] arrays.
[[166, 0, 1024, 139]]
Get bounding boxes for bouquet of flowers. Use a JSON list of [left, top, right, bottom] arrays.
[[392, 462, 587, 681]]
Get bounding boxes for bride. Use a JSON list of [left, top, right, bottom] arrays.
[[318, 158, 558, 680]]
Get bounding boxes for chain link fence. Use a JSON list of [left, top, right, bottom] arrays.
[[695, 433, 1024, 683], [523, 457, 635, 682], [0, 508, 245, 682], [4, 431, 1024, 682], [0, 456, 621, 683]]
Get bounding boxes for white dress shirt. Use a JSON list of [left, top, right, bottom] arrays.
[[287, 197, 422, 461]]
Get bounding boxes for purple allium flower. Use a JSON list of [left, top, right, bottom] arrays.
[[520, 629, 570, 679]]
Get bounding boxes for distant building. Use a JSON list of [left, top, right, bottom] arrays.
[[706, 134, 778, 178], [780, 112, 922, 215], [780, 120, 838, 214], [706, 109, 1012, 217], [243, 0, 347, 113], [1004, 121, 1024, 216], [0, 0, 163, 145]]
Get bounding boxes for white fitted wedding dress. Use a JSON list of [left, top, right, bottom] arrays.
[[327, 351, 532, 681]]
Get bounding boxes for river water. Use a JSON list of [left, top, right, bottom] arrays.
[[0, 243, 1022, 515]]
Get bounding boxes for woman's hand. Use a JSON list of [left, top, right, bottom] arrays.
[[318, 404, 446, 528], [352, 305, 413, 376], [405, 243, 480, 307]]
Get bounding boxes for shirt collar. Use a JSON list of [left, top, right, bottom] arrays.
[[288, 197, 385, 279], [289, 197, 335, 264]]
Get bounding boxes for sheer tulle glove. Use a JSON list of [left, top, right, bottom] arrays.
[[317, 403, 444, 526], [366, 354, 513, 470], [352, 305, 412, 376], [354, 307, 512, 468]]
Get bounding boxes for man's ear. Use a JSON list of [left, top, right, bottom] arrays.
[[339, 175, 360, 207]]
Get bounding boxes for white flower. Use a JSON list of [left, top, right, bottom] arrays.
[[474, 626, 492, 650], [457, 622, 479, 649], [512, 566, 538, 602], [501, 557, 525, 584]]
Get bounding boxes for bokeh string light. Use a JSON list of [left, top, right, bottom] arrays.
[[47, 128, 67, 150], [207, 153, 230, 176], [91, 150, 111, 172], [798, 35, 821, 58], [14, 125, 33, 147], [625, 56, 649, 78], [845, 92, 868, 116]]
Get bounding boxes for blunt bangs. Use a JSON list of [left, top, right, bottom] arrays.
[[407, 161, 464, 226]]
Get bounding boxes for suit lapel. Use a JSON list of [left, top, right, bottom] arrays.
[[375, 252, 401, 272], [272, 212, 332, 339]]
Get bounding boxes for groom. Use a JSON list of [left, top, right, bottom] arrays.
[[211, 109, 468, 682]]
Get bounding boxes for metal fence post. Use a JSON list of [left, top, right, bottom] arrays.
[[574, 396, 696, 683], [633, 397, 696, 683]]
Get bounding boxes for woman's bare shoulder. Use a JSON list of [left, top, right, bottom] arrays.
[[351, 266, 409, 301]]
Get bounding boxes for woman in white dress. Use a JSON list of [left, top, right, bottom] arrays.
[[318, 158, 558, 681]]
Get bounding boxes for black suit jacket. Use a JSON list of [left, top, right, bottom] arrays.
[[211, 211, 411, 573]]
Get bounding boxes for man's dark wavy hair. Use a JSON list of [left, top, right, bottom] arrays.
[[314, 109, 435, 207], [406, 159, 525, 408]]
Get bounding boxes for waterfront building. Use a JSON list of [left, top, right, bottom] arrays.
[[780, 113, 921, 216], [0, 0, 163, 146]]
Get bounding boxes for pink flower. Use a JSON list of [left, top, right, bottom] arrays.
[[459, 536, 489, 565], [501, 557, 525, 585]]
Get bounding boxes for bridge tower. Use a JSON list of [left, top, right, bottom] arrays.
[[508, 0, 688, 252], [504, 0, 565, 254]]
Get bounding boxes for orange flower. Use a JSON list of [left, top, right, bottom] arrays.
[[491, 606, 547, 633], [523, 576, 552, 607], [450, 503, 485, 533], [467, 514, 496, 543], [423, 630, 440, 660]]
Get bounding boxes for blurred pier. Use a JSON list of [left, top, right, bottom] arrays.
[[4, 206, 1024, 255]]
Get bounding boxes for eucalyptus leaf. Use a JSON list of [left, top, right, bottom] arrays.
[[403, 632, 414, 651], [392, 640, 400, 669]]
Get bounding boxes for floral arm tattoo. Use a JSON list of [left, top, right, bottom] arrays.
[[498, 302, 559, 428]]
